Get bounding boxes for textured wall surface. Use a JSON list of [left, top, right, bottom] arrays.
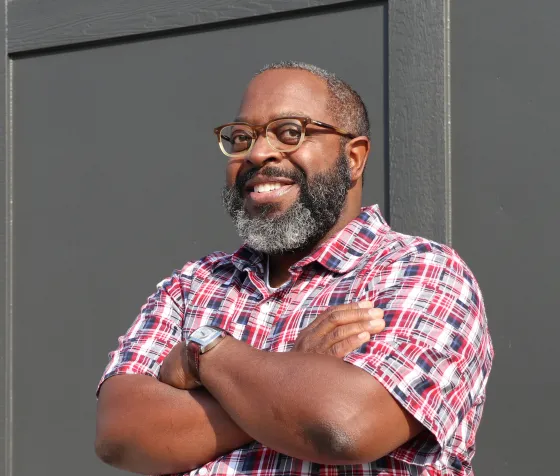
[[10, 5, 386, 475], [452, 1, 560, 474], [8, 0, 360, 52], [389, 0, 450, 243], [0, 1, 11, 475], [2, 1, 455, 475]]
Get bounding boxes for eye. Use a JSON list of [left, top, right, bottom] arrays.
[[275, 125, 302, 145], [231, 133, 251, 144], [229, 127, 254, 151]]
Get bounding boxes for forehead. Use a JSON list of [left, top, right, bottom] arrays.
[[237, 69, 330, 123]]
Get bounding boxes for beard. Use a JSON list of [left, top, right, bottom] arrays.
[[222, 154, 352, 255]]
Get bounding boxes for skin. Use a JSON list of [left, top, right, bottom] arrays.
[[95, 69, 422, 474]]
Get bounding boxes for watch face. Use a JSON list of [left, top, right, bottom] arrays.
[[190, 326, 221, 346]]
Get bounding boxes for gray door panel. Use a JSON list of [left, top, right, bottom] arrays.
[[452, 1, 560, 474], [12, 5, 385, 474]]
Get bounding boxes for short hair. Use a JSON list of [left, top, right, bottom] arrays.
[[256, 62, 370, 139]]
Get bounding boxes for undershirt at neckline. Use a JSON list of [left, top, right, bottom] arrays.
[[264, 255, 280, 292]]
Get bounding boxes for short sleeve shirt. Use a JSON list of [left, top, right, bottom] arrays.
[[98, 205, 493, 476]]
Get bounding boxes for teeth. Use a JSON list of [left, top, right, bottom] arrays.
[[254, 183, 284, 193]]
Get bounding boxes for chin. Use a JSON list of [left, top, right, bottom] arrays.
[[246, 202, 289, 217]]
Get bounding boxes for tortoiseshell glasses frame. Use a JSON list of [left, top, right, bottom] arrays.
[[213, 116, 357, 157]]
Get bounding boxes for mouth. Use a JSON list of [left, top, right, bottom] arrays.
[[244, 179, 298, 205]]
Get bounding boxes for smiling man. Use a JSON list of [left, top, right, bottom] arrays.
[[95, 62, 493, 476]]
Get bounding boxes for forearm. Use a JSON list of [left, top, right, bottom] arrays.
[[95, 374, 252, 475], [200, 337, 374, 464]]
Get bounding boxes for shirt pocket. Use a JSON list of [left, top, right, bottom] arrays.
[[182, 280, 248, 336]]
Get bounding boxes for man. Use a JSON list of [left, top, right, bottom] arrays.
[[95, 62, 493, 476]]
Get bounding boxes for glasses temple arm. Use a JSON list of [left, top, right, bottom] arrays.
[[310, 119, 357, 139]]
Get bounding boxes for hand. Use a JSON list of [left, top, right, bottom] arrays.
[[292, 301, 385, 357], [158, 341, 201, 390]]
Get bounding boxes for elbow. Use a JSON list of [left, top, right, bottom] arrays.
[[95, 435, 157, 475], [302, 403, 381, 465], [303, 421, 363, 464], [95, 432, 127, 468], [308, 426, 379, 465], [95, 421, 139, 472], [95, 440, 124, 467], [95, 428, 197, 475]]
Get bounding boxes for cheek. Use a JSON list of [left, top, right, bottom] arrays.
[[225, 160, 242, 187], [292, 141, 338, 174]]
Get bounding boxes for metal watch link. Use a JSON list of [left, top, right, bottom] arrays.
[[186, 326, 228, 384]]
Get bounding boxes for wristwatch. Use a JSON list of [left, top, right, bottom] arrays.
[[186, 326, 229, 384]]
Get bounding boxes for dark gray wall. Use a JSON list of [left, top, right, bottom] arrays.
[[1, 1, 452, 475], [0, 2, 10, 475], [452, 1, 560, 474], [12, 5, 386, 476]]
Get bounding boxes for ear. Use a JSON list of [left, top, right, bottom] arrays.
[[345, 136, 371, 182]]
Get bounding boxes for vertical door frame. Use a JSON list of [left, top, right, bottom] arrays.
[[2, 0, 12, 473], [0, 1, 450, 473]]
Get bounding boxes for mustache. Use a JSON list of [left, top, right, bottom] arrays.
[[235, 166, 306, 192]]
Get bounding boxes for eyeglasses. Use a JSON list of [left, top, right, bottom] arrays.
[[213, 116, 357, 157]]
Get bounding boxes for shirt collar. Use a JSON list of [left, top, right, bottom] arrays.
[[230, 244, 265, 274], [229, 205, 388, 275], [297, 205, 388, 273]]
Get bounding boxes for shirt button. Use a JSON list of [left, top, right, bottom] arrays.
[[199, 468, 208, 475]]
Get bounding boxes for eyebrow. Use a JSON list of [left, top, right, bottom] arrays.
[[233, 111, 309, 123]]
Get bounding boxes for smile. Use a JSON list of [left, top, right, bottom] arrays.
[[246, 183, 297, 204], [253, 182, 288, 193]]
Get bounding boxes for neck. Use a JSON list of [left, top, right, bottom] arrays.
[[266, 199, 362, 287]]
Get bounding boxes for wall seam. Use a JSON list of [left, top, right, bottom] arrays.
[[3, 0, 13, 470], [444, 0, 452, 245]]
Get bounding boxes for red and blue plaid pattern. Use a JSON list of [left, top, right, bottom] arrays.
[[99, 205, 493, 475]]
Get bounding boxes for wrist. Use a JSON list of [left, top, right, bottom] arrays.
[[186, 326, 230, 386], [198, 335, 235, 385], [185, 339, 203, 385]]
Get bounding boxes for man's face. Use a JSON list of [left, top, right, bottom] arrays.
[[222, 69, 352, 254]]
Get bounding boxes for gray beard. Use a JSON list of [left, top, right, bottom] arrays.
[[222, 154, 352, 255]]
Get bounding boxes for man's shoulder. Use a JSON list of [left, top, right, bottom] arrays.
[[361, 226, 474, 281]]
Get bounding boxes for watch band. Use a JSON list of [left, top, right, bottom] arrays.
[[186, 339, 202, 386], [186, 326, 228, 385]]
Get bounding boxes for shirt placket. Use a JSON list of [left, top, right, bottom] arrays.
[[242, 268, 278, 349], [244, 266, 307, 350]]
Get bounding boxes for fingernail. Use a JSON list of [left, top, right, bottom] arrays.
[[368, 308, 381, 318], [358, 331, 370, 340], [369, 320, 384, 330], [358, 301, 373, 308]]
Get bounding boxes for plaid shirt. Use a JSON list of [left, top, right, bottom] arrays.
[[99, 205, 493, 476]]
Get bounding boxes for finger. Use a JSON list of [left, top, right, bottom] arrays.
[[304, 301, 374, 331], [328, 321, 386, 358], [311, 307, 384, 337], [319, 319, 385, 352]]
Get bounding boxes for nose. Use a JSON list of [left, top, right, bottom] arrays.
[[245, 134, 283, 168]]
